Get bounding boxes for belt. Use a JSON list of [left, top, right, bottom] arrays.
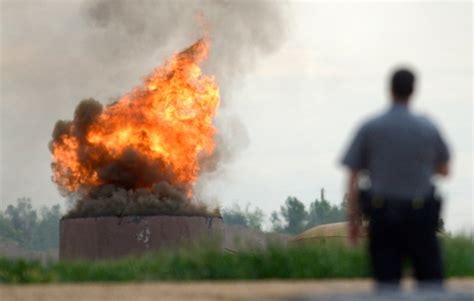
[[359, 187, 442, 216], [370, 196, 431, 210]]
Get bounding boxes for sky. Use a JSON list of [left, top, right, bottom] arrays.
[[1, 1, 472, 232]]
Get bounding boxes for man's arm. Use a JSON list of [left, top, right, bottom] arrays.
[[433, 127, 450, 177], [340, 124, 369, 246], [346, 169, 362, 246]]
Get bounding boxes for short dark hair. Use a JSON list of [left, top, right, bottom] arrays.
[[391, 68, 415, 99]]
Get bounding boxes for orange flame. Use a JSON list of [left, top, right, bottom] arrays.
[[51, 39, 220, 197]]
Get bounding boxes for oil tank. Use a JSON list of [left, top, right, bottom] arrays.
[[60, 215, 224, 260]]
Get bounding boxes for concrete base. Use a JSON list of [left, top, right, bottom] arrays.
[[59, 215, 224, 260]]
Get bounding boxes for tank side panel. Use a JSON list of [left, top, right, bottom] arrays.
[[60, 216, 224, 260]]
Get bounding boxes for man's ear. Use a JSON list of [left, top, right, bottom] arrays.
[[436, 162, 449, 177]]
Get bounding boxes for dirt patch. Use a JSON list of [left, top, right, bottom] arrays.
[[1, 279, 472, 301]]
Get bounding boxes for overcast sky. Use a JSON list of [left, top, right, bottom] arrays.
[[1, 1, 472, 232]]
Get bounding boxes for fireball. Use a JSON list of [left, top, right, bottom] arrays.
[[50, 39, 220, 198]]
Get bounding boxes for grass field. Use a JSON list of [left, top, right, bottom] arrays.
[[0, 235, 472, 284]]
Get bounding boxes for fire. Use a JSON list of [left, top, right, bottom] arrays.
[[50, 39, 220, 197]]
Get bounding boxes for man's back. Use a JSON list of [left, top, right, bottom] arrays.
[[355, 104, 449, 199]]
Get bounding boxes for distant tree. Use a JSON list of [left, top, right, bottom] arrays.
[[0, 198, 62, 251], [246, 206, 265, 231], [306, 189, 346, 229], [222, 203, 265, 231], [279, 196, 307, 235], [4, 198, 38, 248], [31, 205, 62, 250], [0, 212, 16, 242], [270, 211, 284, 232]]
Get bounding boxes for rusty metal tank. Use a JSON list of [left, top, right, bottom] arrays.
[[59, 215, 224, 260]]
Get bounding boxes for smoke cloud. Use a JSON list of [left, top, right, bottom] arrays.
[[81, 0, 286, 90]]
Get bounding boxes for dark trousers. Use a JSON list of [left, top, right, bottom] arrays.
[[367, 198, 444, 289]]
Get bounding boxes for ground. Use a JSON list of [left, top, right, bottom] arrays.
[[1, 279, 473, 301]]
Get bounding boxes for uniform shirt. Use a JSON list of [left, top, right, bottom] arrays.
[[341, 103, 450, 199]]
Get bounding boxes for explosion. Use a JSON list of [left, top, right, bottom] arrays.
[[50, 39, 220, 208]]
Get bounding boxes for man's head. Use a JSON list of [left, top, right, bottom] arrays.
[[390, 68, 416, 103]]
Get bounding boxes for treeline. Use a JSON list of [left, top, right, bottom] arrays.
[[0, 198, 61, 251], [0, 189, 345, 252], [223, 189, 347, 234]]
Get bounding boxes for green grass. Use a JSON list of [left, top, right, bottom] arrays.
[[0, 235, 472, 284], [443, 234, 474, 277]]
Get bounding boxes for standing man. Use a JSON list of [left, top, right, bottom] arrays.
[[341, 68, 450, 290]]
